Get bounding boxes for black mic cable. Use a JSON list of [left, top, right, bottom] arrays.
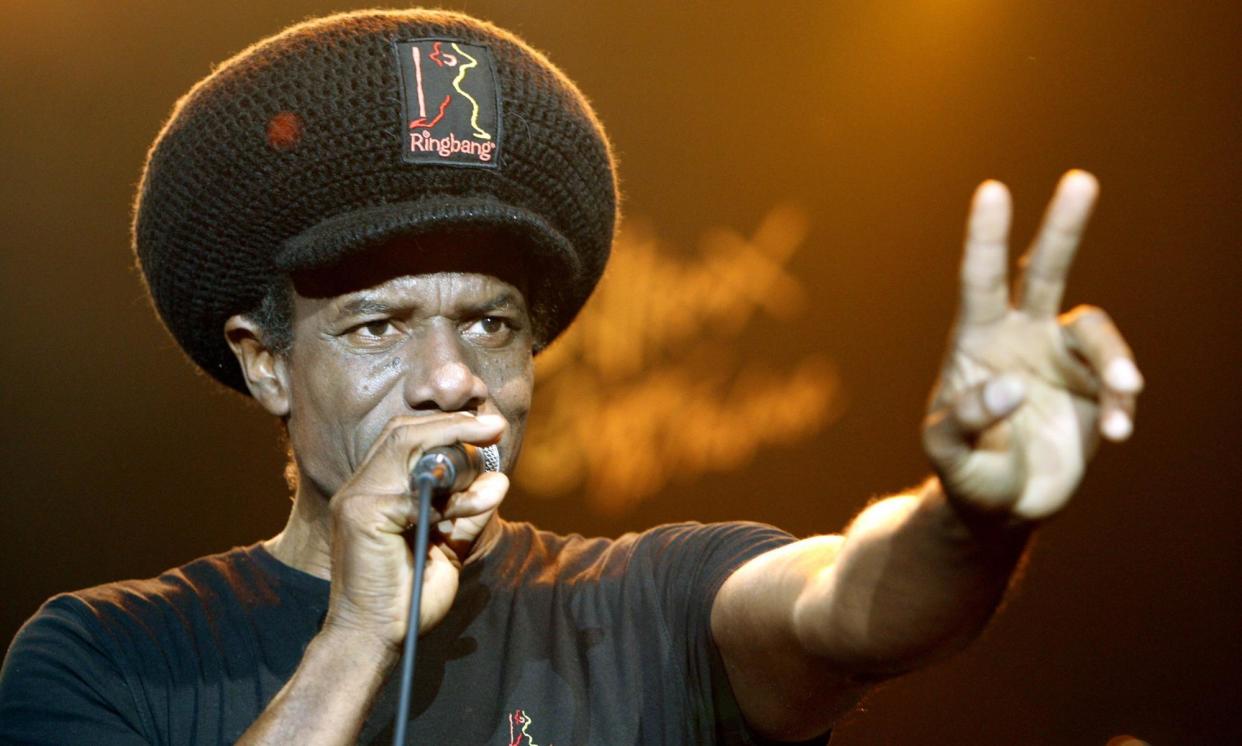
[[391, 444, 498, 745]]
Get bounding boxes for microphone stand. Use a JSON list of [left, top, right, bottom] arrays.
[[391, 473, 435, 746]]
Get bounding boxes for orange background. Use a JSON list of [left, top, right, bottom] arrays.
[[2, 2, 1239, 743]]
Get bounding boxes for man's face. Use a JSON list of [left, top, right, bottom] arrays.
[[281, 233, 534, 500]]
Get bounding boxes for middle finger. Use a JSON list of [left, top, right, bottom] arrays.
[[1018, 170, 1099, 317]]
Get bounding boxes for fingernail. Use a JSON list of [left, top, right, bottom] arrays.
[[1102, 410, 1133, 441], [1105, 358, 1144, 392], [984, 375, 1026, 414]]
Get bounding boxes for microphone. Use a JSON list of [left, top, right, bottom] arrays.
[[410, 443, 501, 495]]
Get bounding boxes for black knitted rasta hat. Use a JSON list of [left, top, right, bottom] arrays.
[[133, 9, 617, 394]]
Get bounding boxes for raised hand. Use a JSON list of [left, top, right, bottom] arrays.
[[923, 170, 1144, 520]]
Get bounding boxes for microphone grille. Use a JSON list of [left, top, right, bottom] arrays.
[[479, 444, 501, 472]]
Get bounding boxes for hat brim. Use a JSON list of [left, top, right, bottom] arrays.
[[275, 194, 583, 349]]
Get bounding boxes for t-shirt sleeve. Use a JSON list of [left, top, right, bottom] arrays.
[[633, 521, 830, 745], [0, 596, 150, 745]]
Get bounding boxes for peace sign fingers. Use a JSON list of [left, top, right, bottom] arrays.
[[1018, 170, 1099, 318]]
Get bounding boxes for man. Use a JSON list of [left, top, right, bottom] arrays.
[[0, 9, 1142, 745]]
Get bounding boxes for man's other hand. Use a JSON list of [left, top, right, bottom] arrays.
[[923, 170, 1144, 520]]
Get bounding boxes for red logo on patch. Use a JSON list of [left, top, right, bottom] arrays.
[[394, 39, 502, 167]]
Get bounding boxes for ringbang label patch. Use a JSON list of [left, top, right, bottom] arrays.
[[394, 39, 502, 168]]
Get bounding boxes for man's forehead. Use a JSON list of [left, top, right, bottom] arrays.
[[321, 273, 528, 316]]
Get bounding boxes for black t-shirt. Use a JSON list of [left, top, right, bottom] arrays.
[[0, 519, 830, 745]]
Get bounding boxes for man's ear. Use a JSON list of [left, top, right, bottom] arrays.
[[224, 315, 291, 417]]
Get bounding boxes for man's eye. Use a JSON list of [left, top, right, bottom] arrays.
[[366, 320, 394, 336], [352, 319, 396, 339], [465, 316, 514, 342]]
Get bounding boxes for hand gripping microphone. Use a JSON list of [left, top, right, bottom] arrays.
[[394, 441, 500, 745], [409, 443, 502, 495]]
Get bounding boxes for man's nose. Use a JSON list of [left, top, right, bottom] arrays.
[[404, 323, 488, 413]]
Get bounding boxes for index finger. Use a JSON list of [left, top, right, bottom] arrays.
[[958, 179, 1013, 326], [1017, 170, 1099, 317], [353, 413, 507, 494]]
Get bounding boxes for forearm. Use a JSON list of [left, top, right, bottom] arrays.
[[237, 627, 398, 745], [792, 478, 1031, 674]]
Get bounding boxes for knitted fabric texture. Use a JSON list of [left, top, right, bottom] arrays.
[[133, 9, 617, 394]]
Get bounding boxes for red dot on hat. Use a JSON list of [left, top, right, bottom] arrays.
[[266, 111, 302, 151]]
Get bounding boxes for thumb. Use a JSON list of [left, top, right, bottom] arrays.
[[417, 544, 461, 634], [923, 373, 1026, 465]]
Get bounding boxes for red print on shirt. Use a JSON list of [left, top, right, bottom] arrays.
[[507, 709, 550, 746]]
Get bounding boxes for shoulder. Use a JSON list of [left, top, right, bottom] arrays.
[[52, 544, 279, 628], [617, 520, 799, 581], [6, 543, 291, 672], [484, 519, 619, 584], [0, 544, 301, 742], [627, 520, 797, 555], [489, 518, 795, 586], [0, 549, 244, 744]]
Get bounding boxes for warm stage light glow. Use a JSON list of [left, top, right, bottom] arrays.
[[517, 206, 845, 513]]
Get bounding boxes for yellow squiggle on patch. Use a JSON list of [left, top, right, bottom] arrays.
[[451, 43, 492, 140]]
